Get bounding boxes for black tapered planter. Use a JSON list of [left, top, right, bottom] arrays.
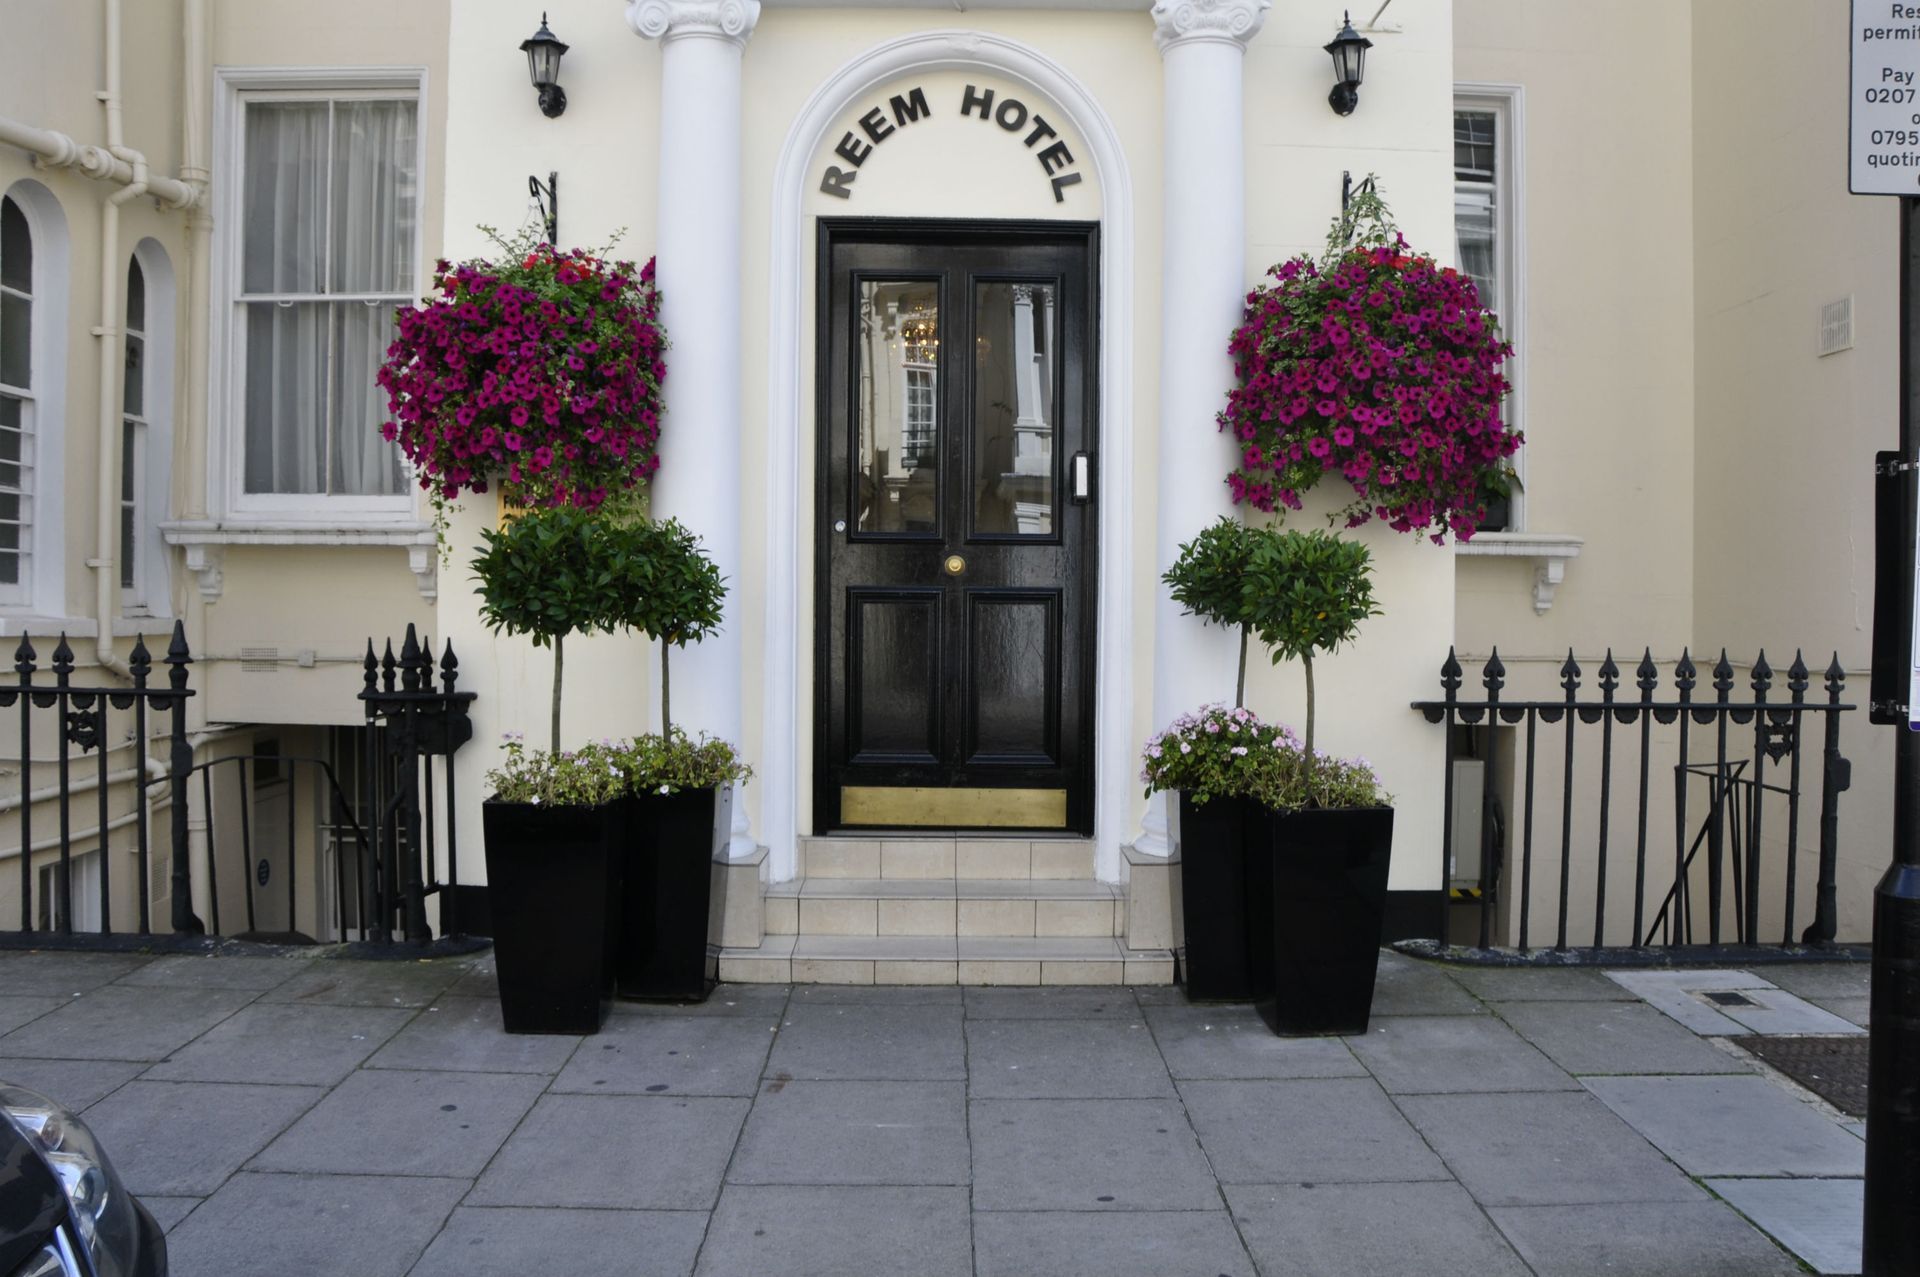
[[1256, 805, 1395, 1036], [617, 783, 731, 1002], [481, 798, 625, 1035], [1173, 792, 1275, 1002]]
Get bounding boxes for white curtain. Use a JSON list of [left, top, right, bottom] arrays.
[[242, 99, 412, 496]]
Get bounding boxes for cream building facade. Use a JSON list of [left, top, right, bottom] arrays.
[[0, 0, 1896, 972]]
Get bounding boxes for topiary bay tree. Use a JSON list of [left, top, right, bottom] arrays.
[[606, 517, 725, 741], [1163, 517, 1258, 708]]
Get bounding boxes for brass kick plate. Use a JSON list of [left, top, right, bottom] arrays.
[[841, 785, 1068, 828]]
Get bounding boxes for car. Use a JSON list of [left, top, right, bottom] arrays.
[[0, 1084, 165, 1277]]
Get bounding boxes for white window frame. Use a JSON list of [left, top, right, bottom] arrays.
[[211, 66, 427, 523], [0, 180, 70, 619], [1454, 84, 1527, 531]]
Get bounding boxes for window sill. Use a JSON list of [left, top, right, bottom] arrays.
[[1455, 532, 1583, 614], [0, 615, 100, 641], [160, 520, 440, 602]]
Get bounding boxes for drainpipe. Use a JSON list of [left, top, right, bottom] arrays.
[[179, 0, 212, 526]]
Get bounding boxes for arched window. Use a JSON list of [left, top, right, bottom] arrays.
[[0, 194, 33, 597], [122, 242, 175, 615], [0, 180, 69, 616]]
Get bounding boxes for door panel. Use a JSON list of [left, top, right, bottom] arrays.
[[817, 220, 1097, 833]]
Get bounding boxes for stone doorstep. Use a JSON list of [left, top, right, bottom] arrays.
[[799, 836, 1096, 880], [766, 877, 1125, 940], [716, 934, 1175, 987]]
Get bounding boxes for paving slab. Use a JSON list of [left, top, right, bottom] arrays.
[[1812, 996, 1870, 1027], [970, 1098, 1218, 1211], [965, 1018, 1172, 1098], [764, 1002, 965, 1081], [131, 1194, 200, 1234], [1346, 1013, 1579, 1094], [251, 1067, 546, 1177], [258, 959, 466, 1008], [1492, 999, 1752, 1075], [973, 1209, 1256, 1277], [0, 1057, 145, 1110], [963, 986, 1138, 1019], [164, 1171, 467, 1277], [1707, 1176, 1865, 1276], [611, 983, 792, 1017], [0, 952, 152, 994], [1398, 1090, 1707, 1207], [1489, 1199, 1804, 1276], [81, 1079, 325, 1195], [365, 996, 582, 1074], [1584, 1075, 1866, 1177], [1368, 952, 1488, 1016], [1761, 963, 1872, 1001], [1144, 1003, 1366, 1081], [696, 1185, 971, 1277], [470, 1093, 748, 1210], [411, 1206, 708, 1277], [114, 954, 315, 991], [0, 995, 68, 1034], [551, 1010, 777, 1096], [142, 1001, 414, 1086], [1181, 1077, 1451, 1185], [1225, 1180, 1531, 1277], [789, 983, 962, 1005], [1443, 965, 1640, 1002], [0, 984, 253, 1060], [1604, 969, 1804, 1036], [728, 1079, 968, 1185], [444, 954, 496, 999]]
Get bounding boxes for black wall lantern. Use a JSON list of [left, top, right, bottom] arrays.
[[520, 12, 569, 118], [1325, 11, 1372, 116]]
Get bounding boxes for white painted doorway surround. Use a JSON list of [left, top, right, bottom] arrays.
[[759, 30, 1137, 884]]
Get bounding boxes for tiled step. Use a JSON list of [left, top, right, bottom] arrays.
[[799, 836, 1095, 880], [716, 934, 1175, 987], [765, 878, 1124, 938]]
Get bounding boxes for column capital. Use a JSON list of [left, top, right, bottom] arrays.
[[626, 0, 761, 46], [1151, 0, 1270, 53]]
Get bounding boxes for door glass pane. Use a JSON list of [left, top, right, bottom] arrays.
[[972, 281, 1056, 536], [855, 280, 939, 534]]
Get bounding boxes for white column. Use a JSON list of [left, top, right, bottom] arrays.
[[1136, 0, 1269, 855], [628, 0, 761, 857]]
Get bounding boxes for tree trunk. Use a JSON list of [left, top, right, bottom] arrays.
[[551, 632, 564, 756], [1302, 651, 1316, 791], [661, 641, 672, 741], [1236, 624, 1249, 709]]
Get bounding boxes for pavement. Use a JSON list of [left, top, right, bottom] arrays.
[[0, 946, 1875, 1276]]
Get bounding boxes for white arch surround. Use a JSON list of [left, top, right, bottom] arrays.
[[761, 30, 1136, 883]]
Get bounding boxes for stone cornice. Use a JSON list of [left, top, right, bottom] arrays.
[[627, 0, 762, 45], [1150, 0, 1269, 52]]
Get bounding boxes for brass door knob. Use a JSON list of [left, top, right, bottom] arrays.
[[944, 555, 966, 575]]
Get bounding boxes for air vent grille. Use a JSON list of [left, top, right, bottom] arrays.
[[1819, 296, 1854, 357], [239, 646, 278, 673]]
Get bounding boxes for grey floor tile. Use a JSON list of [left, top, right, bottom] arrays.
[[115, 954, 315, 991], [164, 1171, 466, 1277], [471, 1093, 748, 1210], [132, 1194, 201, 1234], [1490, 1199, 1804, 1276], [964, 986, 1138, 1019], [259, 958, 465, 1008], [1182, 1077, 1450, 1185], [1226, 1181, 1531, 1277], [551, 1011, 776, 1096], [729, 1079, 968, 1185], [0, 984, 254, 1061], [1761, 963, 1871, 1002], [696, 1185, 971, 1277], [974, 1210, 1255, 1277], [1347, 1014, 1578, 1094], [252, 1067, 546, 1177], [1399, 1091, 1706, 1207], [143, 1002, 415, 1086], [790, 983, 962, 1005], [1492, 1000, 1752, 1075], [366, 996, 582, 1073], [1368, 952, 1488, 1016], [764, 1002, 965, 1081], [966, 1018, 1172, 1099], [0, 995, 69, 1034], [1584, 1075, 1866, 1177], [1445, 965, 1640, 1002], [411, 1206, 707, 1277], [82, 1079, 325, 1195], [612, 983, 792, 1017], [0, 952, 152, 994], [1145, 1003, 1366, 1080], [0, 1057, 146, 1110], [1707, 1176, 1864, 1275], [970, 1098, 1218, 1211]]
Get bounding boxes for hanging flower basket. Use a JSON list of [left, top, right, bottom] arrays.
[[1219, 183, 1520, 543], [377, 226, 668, 513]]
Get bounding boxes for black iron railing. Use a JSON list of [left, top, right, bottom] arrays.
[[1414, 648, 1855, 953]]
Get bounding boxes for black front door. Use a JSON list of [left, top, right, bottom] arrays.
[[816, 219, 1097, 833]]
